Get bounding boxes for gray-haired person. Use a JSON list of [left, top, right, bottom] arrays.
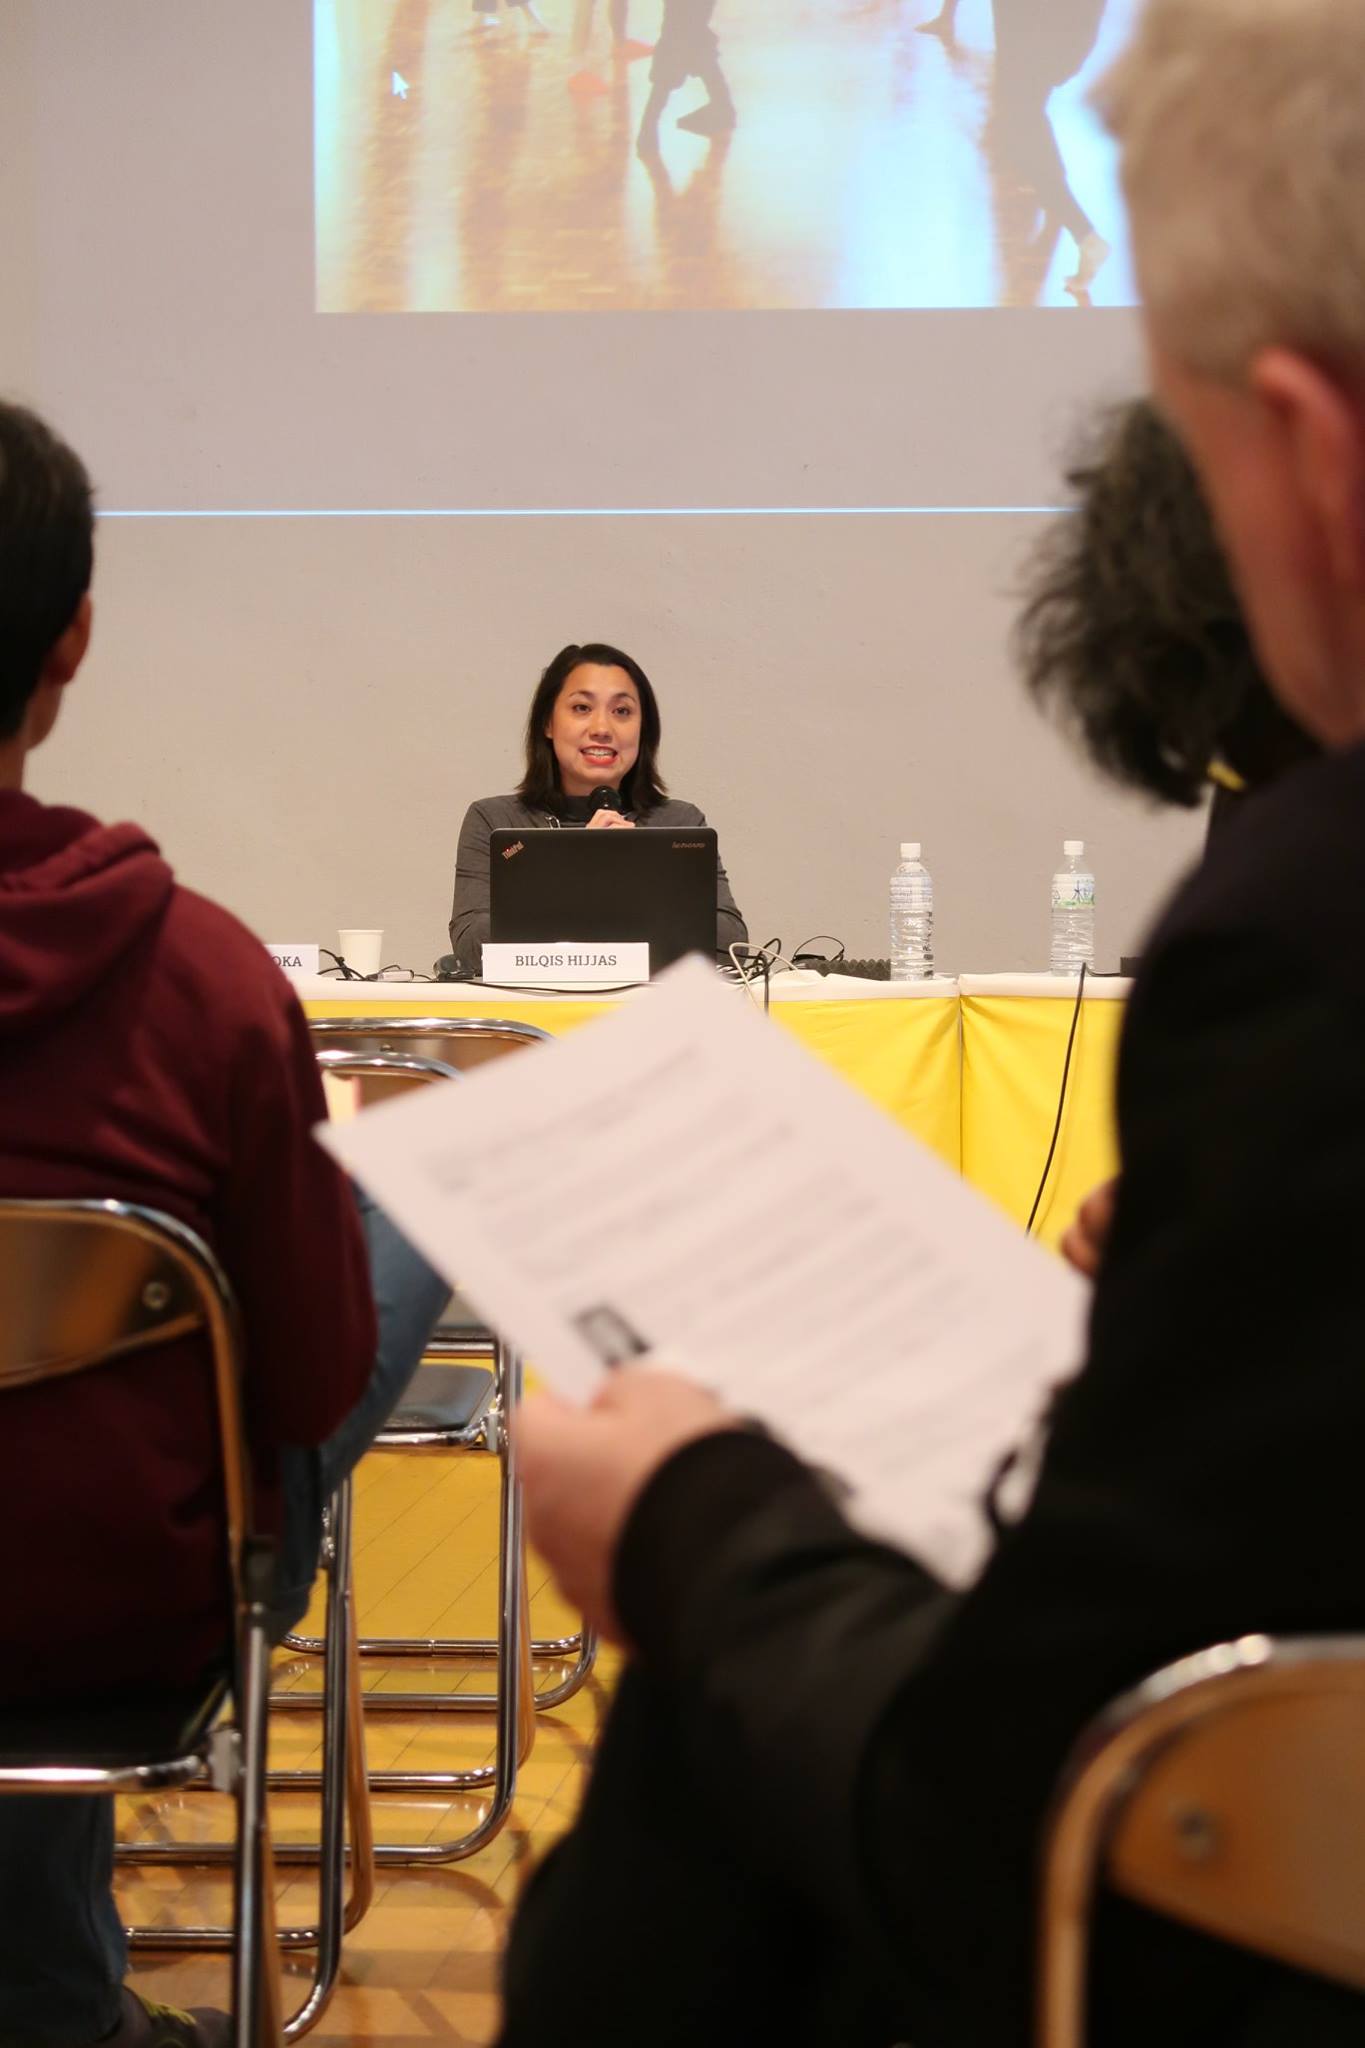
[[494, 4, 1365, 2044]]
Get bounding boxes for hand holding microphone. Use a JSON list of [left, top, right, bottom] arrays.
[[585, 787, 636, 831]]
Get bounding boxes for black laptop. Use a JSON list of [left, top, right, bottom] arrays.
[[488, 827, 718, 974]]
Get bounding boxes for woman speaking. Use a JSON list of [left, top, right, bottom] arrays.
[[448, 643, 748, 972]]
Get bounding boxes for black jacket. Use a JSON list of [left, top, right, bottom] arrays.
[[610, 738, 1365, 2045]]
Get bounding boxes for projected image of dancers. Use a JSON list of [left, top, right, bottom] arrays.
[[315, 0, 1139, 312]]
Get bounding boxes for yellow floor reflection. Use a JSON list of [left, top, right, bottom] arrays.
[[315, 0, 1139, 311]]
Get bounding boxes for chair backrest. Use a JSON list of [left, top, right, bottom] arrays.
[[0, 1198, 254, 1619], [316, 1051, 495, 1357], [316, 1045, 464, 1114], [1038, 1633, 1365, 2048], [309, 1015, 552, 1078]]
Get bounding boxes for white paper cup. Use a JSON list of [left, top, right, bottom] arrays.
[[338, 928, 384, 977]]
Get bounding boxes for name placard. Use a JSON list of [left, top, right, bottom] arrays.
[[482, 941, 650, 987], [267, 943, 320, 979]]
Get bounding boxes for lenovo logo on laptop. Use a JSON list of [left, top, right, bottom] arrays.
[[501, 840, 525, 860]]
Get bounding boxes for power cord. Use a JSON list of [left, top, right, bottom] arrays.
[[320, 950, 436, 982], [981, 964, 1093, 1533], [730, 936, 882, 1008], [728, 940, 779, 1013], [791, 934, 847, 966], [789, 937, 896, 981], [1026, 961, 1088, 1237], [416, 973, 653, 997]]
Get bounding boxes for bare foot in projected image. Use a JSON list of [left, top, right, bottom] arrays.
[[916, 3, 961, 40], [1064, 231, 1112, 301], [676, 99, 736, 135], [470, 0, 548, 38], [637, 0, 735, 145]]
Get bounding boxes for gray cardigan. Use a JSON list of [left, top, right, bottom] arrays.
[[448, 794, 748, 972]]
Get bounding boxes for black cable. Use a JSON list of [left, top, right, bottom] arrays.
[[1026, 961, 1088, 1237], [423, 972, 654, 998], [792, 933, 847, 965], [319, 950, 436, 983]]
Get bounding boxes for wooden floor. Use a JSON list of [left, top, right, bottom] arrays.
[[316, 0, 1139, 312], [119, 1445, 616, 2045]]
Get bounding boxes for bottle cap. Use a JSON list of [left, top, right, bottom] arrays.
[[900, 842, 921, 861], [1063, 839, 1084, 857]]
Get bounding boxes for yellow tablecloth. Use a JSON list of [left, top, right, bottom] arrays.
[[304, 987, 964, 1170], [303, 975, 1128, 1243], [960, 976, 1126, 1250]]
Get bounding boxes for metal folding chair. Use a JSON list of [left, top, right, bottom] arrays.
[[300, 1021, 596, 1714], [0, 1199, 287, 2048], [122, 1474, 374, 2040], [1038, 1631, 1365, 2047], [265, 1037, 546, 1864]]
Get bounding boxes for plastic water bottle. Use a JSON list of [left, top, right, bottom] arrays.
[[890, 842, 934, 980], [1050, 839, 1096, 975]]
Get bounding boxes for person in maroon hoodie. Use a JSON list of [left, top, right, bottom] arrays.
[[0, 403, 445, 2048]]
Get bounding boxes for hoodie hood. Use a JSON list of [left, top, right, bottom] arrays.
[[0, 790, 176, 1034]]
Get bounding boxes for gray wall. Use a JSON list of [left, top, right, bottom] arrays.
[[7, 0, 1206, 973], [33, 510, 1205, 974]]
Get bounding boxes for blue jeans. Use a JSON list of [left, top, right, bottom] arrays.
[[0, 1195, 448, 2045], [272, 1189, 452, 1630]]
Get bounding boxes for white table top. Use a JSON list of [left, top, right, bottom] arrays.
[[295, 970, 1131, 1005], [957, 973, 1133, 1001], [294, 969, 955, 1004]]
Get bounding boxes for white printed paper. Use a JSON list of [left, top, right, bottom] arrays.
[[318, 957, 1089, 1586]]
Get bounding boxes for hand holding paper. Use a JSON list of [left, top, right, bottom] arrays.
[[318, 956, 1089, 1589], [517, 1372, 740, 1642]]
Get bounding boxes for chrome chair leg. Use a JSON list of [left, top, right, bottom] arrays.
[[523, 1625, 598, 1710], [123, 1485, 367, 2038], [367, 1349, 526, 1865], [278, 1623, 596, 1711], [340, 1562, 375, 1935], [279, 1478, 351, 2042], [273, 1344, 550, 1819], [280, 1337, 596, 1717], [233, 1540, 284, 2048], [249, 1359, 528, 1862]]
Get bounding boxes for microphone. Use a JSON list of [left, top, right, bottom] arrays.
[[588, 786, 627, 816]]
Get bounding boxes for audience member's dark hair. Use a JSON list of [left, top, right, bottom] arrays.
[[1016, 399, 1315, 805], [0, 403, 95, 741], [518, 643, 669, 814]]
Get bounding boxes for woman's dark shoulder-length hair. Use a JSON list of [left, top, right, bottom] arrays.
[[517, 642, 669, 814], [1015, 399, 1304, 806]]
